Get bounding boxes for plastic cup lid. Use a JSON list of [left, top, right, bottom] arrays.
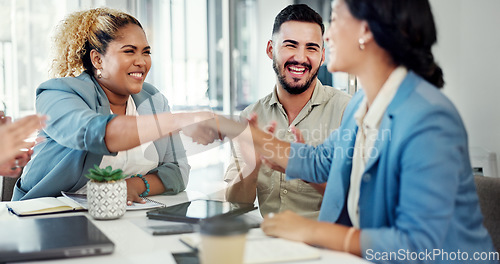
[[199, 216, 249, 236]]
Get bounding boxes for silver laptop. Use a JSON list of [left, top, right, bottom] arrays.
[[0, 215, 114, 263]]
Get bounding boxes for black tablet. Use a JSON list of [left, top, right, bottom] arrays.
[[0, 215, 114, 263], [146, 199, 257, 223]]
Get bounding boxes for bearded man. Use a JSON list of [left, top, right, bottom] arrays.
[[224, 4, 351, 219]]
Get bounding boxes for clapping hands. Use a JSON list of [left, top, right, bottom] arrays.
[[260, 119, 304, 173], [0, 112, 46, 177]]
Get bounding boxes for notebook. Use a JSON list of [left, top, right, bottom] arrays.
[[61, 192, 165, 211], [0, 215, 115, 263], [146, 199, 257, 223], [6, 196, 85, 216], [5, 192, 165, 216]]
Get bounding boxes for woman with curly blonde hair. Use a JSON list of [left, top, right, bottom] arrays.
[[13, 8, 211, 203]]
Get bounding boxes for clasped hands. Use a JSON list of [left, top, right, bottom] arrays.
[[181, 112, 304, 172], [180, 112, 249, 145]]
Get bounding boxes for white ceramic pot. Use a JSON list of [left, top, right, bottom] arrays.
[[87, 180, 127, 220]]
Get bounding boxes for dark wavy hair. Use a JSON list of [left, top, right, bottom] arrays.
[[345, 0, 444, 88], [272, 4, 325, 37]]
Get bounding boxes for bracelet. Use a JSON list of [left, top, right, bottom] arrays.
[[343, 227, 356, 253], [214, 114, 223, 140], [131, 174, 150, 197]]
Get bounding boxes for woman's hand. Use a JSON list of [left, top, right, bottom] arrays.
[[125, 173, 166, 205], [0, 114, 46, 165], [0, 150, 32, 177], [125, 177, 147, 205], [261, 124, 304, 173], [261, 210, 316, 243], [182, 112, 249, 145], [262, 211, 360, 255], [180, 112, 220, 145]]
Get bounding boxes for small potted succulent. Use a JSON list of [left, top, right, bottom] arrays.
[[85, 165, 127, 220]]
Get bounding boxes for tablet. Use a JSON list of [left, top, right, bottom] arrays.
[[146, 199, 257, 223], [0, 215, 114, 263]]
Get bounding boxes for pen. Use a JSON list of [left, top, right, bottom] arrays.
[[179, 238, 199, 252]]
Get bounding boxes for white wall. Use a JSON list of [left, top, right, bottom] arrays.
[[431, 0, 500, 173], [256, 0, 293, 98]]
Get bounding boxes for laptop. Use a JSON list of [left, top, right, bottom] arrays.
[[146, 199, 257, 224], [0, 215, 114, 263]]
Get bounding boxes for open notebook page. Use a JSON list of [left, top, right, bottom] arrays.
[[180, 229, 321, 264]]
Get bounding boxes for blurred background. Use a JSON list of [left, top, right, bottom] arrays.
[[0, 0, 498, 198]]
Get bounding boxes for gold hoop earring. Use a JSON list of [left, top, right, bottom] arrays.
[[96, 69, 103, 79], [358, 38, 365, 50]]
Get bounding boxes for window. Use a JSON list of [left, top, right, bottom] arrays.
[[0, 0, 264, 198], [0, 0, 358, 198]]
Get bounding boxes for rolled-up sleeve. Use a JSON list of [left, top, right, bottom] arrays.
[[148, 163, 186, 194]]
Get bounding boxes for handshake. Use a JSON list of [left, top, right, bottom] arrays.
[[180, 112, 292, 175], [180, 112, 250, 146]]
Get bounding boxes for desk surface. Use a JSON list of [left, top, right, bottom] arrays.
[[0, 191, 369, 264]]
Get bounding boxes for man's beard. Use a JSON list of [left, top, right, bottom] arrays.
[[273, 58, 320, 95]]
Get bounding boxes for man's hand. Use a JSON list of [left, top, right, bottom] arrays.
[[236, 113, 262, 170], [180, 112, 220, 145]]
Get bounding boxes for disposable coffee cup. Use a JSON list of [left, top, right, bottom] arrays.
[[199, 217, 249, 264]]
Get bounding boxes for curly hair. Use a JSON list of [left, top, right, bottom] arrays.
[[49, 7, 142, 78]]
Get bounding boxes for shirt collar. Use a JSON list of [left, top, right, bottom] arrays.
[[355, 66, 408, 130], [110, 96, 137, 116], [268, 79, 325, 107], [354, 97, 368, 128]]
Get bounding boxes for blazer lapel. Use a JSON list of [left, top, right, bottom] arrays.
[[362, 71, 421, 173], [131, 93, 167, 160], [364, 115, 392, 172], [88, 75, 111, 115]]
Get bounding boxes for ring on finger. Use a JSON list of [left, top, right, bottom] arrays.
[[11, 159, 20, 170]]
